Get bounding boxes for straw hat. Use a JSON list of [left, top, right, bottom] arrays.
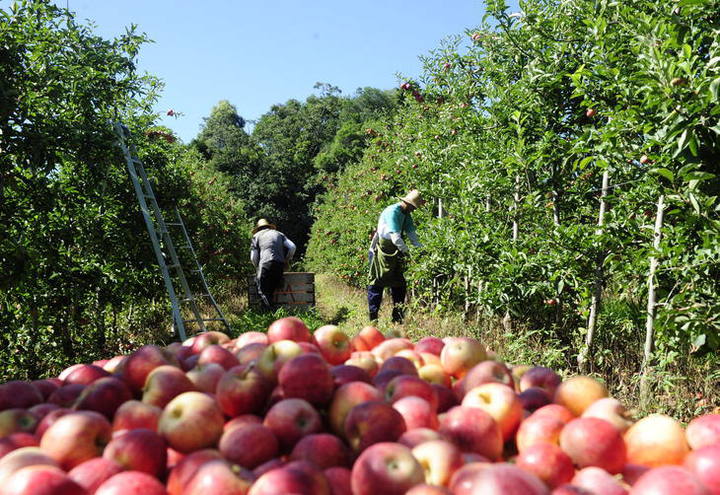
[[252, 218, 276, 234], [399, 189, 427, 209]]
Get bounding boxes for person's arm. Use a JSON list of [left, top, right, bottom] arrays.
[[406, 215, 422, 248], [389, 232, 410, 254], [250, 236, 259, 268], [368, 231, 379, 262], [283, 238, 296, 261]]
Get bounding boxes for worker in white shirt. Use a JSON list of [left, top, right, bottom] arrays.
[[367, 190, 426, 323], [250, 219, 296, 310]]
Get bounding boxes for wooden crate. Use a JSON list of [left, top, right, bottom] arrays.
[[248, 272, 315, 310]]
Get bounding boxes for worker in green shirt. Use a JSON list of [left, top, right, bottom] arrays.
[[367, 190, 426, 323]]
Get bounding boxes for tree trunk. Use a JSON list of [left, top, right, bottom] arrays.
[[579, 170, 610, 373], [640, 194, 665, 406]]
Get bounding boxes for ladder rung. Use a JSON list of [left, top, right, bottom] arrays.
[[165, 222, 183, 226], [167, 263, 181, 269], [181, 294, 212, 302]]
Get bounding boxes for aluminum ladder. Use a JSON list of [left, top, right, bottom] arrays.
[[114, 122, 231, 341]]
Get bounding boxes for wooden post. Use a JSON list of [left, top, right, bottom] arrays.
[[464, 267, 471, 320], [578, 170, 610, 372], [438, 198, 445, 219], [640, 194, 665, 406], [476, 280, 483, 324]]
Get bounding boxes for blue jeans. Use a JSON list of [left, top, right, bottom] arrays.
[[367, 284, 407, 322]]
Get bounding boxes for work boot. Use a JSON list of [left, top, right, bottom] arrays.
[[391, 306, 404, 324], [369, 311, 378, 322]]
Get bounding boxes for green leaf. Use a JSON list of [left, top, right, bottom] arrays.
[[711, 78, 720, 102], [651, 168, 674, 181]]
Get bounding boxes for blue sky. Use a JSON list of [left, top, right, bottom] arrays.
[[61, 1, 511, 142]]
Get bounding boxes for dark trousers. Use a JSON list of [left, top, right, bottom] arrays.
[[257, 261, 284, 310], [367, 284, 407, 322]]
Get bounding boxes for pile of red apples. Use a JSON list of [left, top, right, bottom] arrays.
[[0, 316, 718, 494]]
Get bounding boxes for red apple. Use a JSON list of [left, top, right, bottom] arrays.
[[234, 331, 269, 349], [438, 406, 503, 460], [581, 397, 633, 432], [115, 345, 175, 392], [235, 342, 268, 366], [267, 317, 312, 343], [398, 428, 443, 448], [68, 457, 123, 494], [63, 364, 110, 386], [263, 398, 322, 451], [34, 408, 72, 438], [324, 466, 352, 495], [216, 363, 273, 417], [560, 417, 626, 474], [112, 400, 161, 433], [39, 411, 112, 470], [314, 325, 352, 365], [449, 462, 547, 495], [350, 442, 424, 495], [630, 466, 709, 495], [392, 396, 439, 430], [432, 383, 459, 413], [462, 382, 523, 441], [344, 401, 407, 452], [331, 365, 371, 387], [103, 428, 167, 477], [0, 433, 39, 459], [533, 404, 576, 424], [683, 444, 720, 494], [345, 352, 379, 377], [0, 409, 38, 437], [27, 403, 59, 421], [94, 470, 167, 495], [190, 331, 230, 354], [385, 375, 437, 409], [142, 364, 196, 409], [687, 414, 720, 450], [196, 344, 239, 370], [440, 338, 487, 379], [0, 381, 43, 410], [553, 376, 608, 417], [3, 465, 86, 495], [406, 484, 452, 494], [0, 447, 58, 485], [520, 366, 562, 398], [224, 414, 262, 431], [419, 364, 451, 387], [249, 460, 330, 495], [415, 336, 445, 356], [372, 338, 414, 361], [30, 379, 60, 401], [329, 382, 384, 436], [357, 326, 385, 350], [412, 439, 463, 487], [218, 423, 278, 469], [256, 340, 303, 381], [516, 443, 575, 488], [624, 413, 689, 467], [47, 384, 86, 408], [279, 353, 335, 406], [454, 360, 513, 399], [158, 391, 224, 453], [290, 433, 351, 469], [571, 467, 629, 495], [185, 362, 224, 394], [166, 449, 223, 495], [183, 458, 255, 495], [516, 412, 567, 452], [519, 387, 552, 412], [73, 376, 132, 419]]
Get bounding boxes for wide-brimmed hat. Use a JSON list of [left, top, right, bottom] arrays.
[[399, 189, 427, 209], [252, 218, 276, 234]]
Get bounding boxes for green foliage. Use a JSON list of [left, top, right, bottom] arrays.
[[308, 0, 720, 381]]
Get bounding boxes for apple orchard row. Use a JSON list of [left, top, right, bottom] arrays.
[[0, 316, 718, 494]]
